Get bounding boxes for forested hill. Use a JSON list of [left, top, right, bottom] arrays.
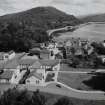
[[81, 13, 105, 22], [0, 6, 81, 52]]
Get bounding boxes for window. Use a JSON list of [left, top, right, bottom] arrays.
[[5, 55, 8, 58], [36, 80, 40, 84]]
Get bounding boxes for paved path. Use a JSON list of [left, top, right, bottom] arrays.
[[58, 71, 89, 74]]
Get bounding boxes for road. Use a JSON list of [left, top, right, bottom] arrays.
[[24, 84, 105, 100]]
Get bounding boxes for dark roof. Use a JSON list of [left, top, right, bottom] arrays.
[[0, 71, 13, 79], [4, 59, 19, 69], [19, 59, 36, 65], [8, 50, 15, 55], [39, 60, 59, 66], [31, 61, 42, 69], [97, 55, 105, 58], [40, 49, 50, 54], [0, 61, 5, 69]]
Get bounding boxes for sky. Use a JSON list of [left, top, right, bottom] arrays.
[[0, 0, 105, 16]]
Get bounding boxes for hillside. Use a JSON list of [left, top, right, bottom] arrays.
[[0, 6, 81, 52], [81, 13, 105, 22]]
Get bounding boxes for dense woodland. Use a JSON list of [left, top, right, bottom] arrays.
[[0, 88, 74, 105], [0, 7, 81, 52]]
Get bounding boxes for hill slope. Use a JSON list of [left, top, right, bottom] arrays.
[[81, 13, 105, 22], [0, 6, 81, 52]]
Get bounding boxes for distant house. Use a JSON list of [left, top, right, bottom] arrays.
[[47, 42, 57, 50], [21, 53, 39, 60], [40, 43, 46, 48], [29, 48, 40, 56], [0, 71, 14, 83], [65, 40, 72, 47], [55, 53, 63, 59], [56, 41, 64, 48], [4, 59, 26, 84], [0, 50, 15, 61], [40, 49, 51, 59], [31, 43, 41, 48], [87, 46, 94, 55], [39, 60, 60, 71], [8, 50, 15, 60], [75, 48, 83, 56], [65, 47, 72, 55], [26, 71, 44, 86], [80, 38, 89, 46], [18, 59, 36, 70], [1, 58, 60, 85], [0, 53, 9, 61], [47, 43, 54, 50]]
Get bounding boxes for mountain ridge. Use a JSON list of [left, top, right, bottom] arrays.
[[81, 13, 105, 22]]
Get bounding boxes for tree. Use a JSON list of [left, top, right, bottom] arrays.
[[31, 90, 47, 105], [53, 97, 73, 105], [0, 22, 49, 52], [0, 88, 47, 105], [0, 88, 31, 105], [83, 73, 105, 91]]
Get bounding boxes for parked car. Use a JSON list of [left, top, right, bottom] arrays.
[[56, 84, 61, 88]]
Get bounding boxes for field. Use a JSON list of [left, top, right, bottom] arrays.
[[58, 72, 94, 91], [56, 23, 105, 42], [41, 92, 105, 105]]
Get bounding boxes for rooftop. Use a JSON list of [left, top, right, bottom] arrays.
[[21, 54, 38, 60], [31, 61, 42, 69], [0, 52, 5, 60], [39, 60, 59, 66], [0, 71, 14, 79], [28, 71, 43, 80], [40, 49, 50, 54], [19, 59, 36, 65], [8, 50, 15, 55], [4, 59, 19, 69]]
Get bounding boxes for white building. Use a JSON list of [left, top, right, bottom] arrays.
[[0, 50, 15, 61]]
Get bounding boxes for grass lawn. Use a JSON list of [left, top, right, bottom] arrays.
[[60, 64, 95, 72], [46, 82, 68, 90], [58, 72, 94, 91]]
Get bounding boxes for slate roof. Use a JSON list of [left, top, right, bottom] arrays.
[[28, 71, 43, 80], [4, 59, 19, 69], [31, 61, 42, 69], [19, 59, 36, 65], [8, 50, 14, 55], [39, 60, 59, 66], [40, 49, 50, 54]]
